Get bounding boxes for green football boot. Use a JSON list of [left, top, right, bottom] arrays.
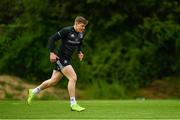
[[27, 89, 35, 105], [71, 103, 86, 112]]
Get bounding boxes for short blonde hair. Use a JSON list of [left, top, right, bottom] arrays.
[[75, 16, 88, 25]]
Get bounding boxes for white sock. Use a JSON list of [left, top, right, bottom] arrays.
[[70, 97, 77, 106], [32, 86, 41, 94]]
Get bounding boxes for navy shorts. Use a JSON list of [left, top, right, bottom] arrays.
[[54, 57, 70, 71]]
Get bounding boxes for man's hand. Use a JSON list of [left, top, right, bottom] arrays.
[[50, 52, 59, 63], [78, 52, 84, 61]]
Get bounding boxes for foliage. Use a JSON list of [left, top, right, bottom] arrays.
[[0, 0, 180, 98]]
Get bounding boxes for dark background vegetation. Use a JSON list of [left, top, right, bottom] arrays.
[[0, 0, 180, 99]]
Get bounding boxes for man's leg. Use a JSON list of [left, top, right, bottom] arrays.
[[27, 70, 63, 105], [61, 65, 85, 112], [38, 70, 63, 90]]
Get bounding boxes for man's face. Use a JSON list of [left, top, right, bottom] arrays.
[[75, 22, 86, 32]]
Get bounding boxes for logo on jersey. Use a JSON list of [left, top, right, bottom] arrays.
[[70, 34, 75, 38]]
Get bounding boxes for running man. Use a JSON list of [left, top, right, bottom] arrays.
[[27, 16, 88, 112]]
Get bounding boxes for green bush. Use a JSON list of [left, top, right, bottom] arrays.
[[0, 0, 180, 98]]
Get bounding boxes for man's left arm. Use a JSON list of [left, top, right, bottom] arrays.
[[78, 41, 84, 61]]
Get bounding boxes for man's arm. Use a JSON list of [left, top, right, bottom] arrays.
[[77, 41, 84, 61], [78, 51, 84, 61], [49, 32, 61, 52], [48, 32, 61, 62]]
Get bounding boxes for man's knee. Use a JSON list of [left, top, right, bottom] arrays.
[[50, 78, 59, 86], [70, 76, 77, 82]]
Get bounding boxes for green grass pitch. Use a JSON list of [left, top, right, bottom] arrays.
[[0, 100, 179, 119]]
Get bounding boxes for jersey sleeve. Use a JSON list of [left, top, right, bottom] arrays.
[[77, 39, 83, 53], [48, 28, 66, 52], [48, 32, 61, 52]]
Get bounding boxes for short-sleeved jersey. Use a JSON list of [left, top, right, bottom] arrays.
[[49, 26, 84, 60]]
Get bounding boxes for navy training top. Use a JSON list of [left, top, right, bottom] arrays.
[[49, 26, 84, 60]]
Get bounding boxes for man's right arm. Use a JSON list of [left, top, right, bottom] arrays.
[[50, 52, 59, 63], [48, 32, 61, 62], [49, 32, 61, 52]]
